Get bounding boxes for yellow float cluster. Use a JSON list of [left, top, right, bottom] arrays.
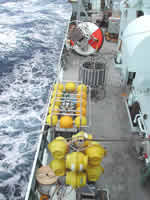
[[46, 82, 88, 128], [48, 132, 107, 188]]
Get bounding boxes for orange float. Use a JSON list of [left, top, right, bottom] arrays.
[[76, 99, 87, 108], [40, 195, 49, 200], [76, 106, 86, 116], [60, 116, 73, 128]]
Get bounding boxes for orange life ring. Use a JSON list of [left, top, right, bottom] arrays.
[[88, 28, 104, 50]]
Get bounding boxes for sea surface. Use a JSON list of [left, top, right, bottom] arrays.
[[0, 0, 72, 199]]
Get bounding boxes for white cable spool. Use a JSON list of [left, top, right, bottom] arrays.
[[36, 166, 58, 195], [71, 22, 104, 56]]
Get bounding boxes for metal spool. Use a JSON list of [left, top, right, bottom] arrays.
[[79, 59, 106, 88]]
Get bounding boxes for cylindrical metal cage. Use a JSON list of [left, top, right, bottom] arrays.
[[79, 61, 106, 88]]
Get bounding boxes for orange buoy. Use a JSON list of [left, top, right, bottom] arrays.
[[60, 116, 73, 128], [76, 106, 86, 116], [40, 195, 49, 200], [76, 91, 87, 100], [76, 99, 87, 108], [77, 84, 87, 93]]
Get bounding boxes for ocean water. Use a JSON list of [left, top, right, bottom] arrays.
[[0, 0, 72, 199]]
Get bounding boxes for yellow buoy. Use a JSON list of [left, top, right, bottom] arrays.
[[66, 152, 88, 172], [76, 91, 87, 100], [72, 131, 93, 147], [86, 165, 104, 182], [66, 171, 86, 188], [54, 83, 64, 91], [76, 106, 86, 116], [52, 90, 62, 98], [60, 116, 73, 128], [50, 96, 61, 107], [77, 84, 87, 93], [49, 159, 66, 176], [76, 99, 87, 108], [84, 142, 107, 166], [46, 114, 58, 126], [50, 97, 55, 106], [49, 105, 59, 114], [75, 116, 87, 128], [48, 137, 68, 159], [55, 99, 61, 106], [65, 82, 76, 93]]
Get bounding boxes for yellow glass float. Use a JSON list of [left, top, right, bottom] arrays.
[[50, 96, 61, 107], [60, 116, 73, 128], [66, 171, 86, 188], [72, 131, 93, 147], [76, 99, 87, 108], [46, 114, 58, 126], [52, 90, 62, 98], [53, 83, 64, 91], [65, 82, 76, 93], [86, 165, 104, 182], [66, 152, 88, 172], [55, 99, 61, 106], [76, 91, 87, 100], [49, 105, 59, 114], [49, 159, 66, 176], [76, 106, 86, 116], [75, 116, 87, 128], [48, 137, 68, 159], [84, 142, 107, 166], [50, 97, 55, 106], [77, 84, 87, 93]]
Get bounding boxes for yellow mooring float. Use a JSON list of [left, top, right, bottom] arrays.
[[77, 84, 87, 93], [60, 116, 73, 128], [66, 171, 86, 188], [76, 91, 87, 100], [53, 83, 64, 91], [48, 105, 60, 114], [86, 164, 104, 182], [76, 98, 87, 108], [46, 132, 106, 189], [84, 141, 107, 166], [65, 82, 76, 93], [48, 137, 68, 159], [66, 152, 88, 172], [52, 90, 62, 100], [49, 159, 66, 176], [50, 96, 61, 107], [72, 131, 93, 147], [76, 106, 87, 116], [75, 116, 87, 128], [46, 114, 58, 126]]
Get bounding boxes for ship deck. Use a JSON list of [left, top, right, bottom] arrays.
[[63, 41, 150, 200]]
